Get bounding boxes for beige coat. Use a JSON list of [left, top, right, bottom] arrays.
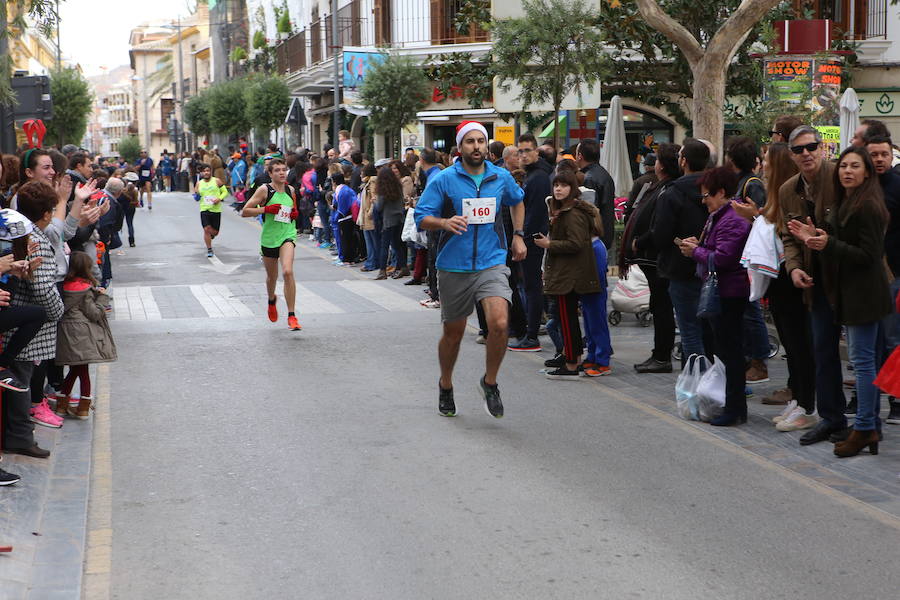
[[56, 287, 117, 365], [360, 176, 377, 231]]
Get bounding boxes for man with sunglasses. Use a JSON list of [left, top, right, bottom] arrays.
[[779, 125, 845, 445]]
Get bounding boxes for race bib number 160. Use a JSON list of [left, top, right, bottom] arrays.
[[462, 197, 496, 225]]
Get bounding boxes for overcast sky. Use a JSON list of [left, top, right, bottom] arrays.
[[58, 0, 199, 76]]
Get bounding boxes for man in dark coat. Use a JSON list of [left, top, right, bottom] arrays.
[[576, 138, 616, 250]]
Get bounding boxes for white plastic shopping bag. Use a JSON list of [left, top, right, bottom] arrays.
[[675, 354, 707, 421], [696, 356, 726, 422], [400, 208, 417, 243]]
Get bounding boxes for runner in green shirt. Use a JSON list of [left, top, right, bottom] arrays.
[[193, 163, 228, 257], [241, 158, 301, 331]]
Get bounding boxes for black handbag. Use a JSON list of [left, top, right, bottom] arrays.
[[697, 253, 721, 319]]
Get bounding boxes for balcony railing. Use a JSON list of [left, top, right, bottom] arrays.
[[274, 0, 490, 76], [864, 0, 888, 39]]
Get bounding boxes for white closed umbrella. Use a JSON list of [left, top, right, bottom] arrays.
[[600, 95, 633, 197], [839, 88, 860, 151]]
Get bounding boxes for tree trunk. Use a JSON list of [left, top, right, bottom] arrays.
[[690, 61, 727, 158], [553, 89, 562, 155], [635, 0, 784, 157]]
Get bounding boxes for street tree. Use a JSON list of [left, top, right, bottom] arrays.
[[244, 75, 290, 140], [118, 135, 141, 163], [491, 0, 607, 150], [634, 0, 784, 150], [206, 79, 250, 137], [183, 89, 213, 139], [358, 53, 430, 156], [47, 67, 93, 148]]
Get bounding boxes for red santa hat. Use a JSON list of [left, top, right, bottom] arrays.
[[455, 121, 488, 147]]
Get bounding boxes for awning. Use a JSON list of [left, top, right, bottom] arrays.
[[539, 114, 566, 139], [284, 97, 307, 126]]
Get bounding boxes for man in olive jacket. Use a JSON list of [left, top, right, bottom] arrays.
[[779, 126, 845, 445]]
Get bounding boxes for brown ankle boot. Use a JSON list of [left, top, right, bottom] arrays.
[[834, 429, 879, 457], [54, 395, 70, 417], [745, 359, 769, 384], [374, 269, 387, 280], [66, 396, 92, 420]]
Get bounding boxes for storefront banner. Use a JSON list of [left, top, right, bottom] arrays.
[[857, 91, 900, 118]]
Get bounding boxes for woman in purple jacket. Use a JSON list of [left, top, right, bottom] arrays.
[[678, 167, 752, 426]]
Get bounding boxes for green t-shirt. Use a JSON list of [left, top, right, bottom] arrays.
[[260, 186, 298, 249], [468, 171, 485, 190], [198, 178, 226, 213]]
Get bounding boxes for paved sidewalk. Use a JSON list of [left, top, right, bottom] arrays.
[[584, 315, 900, 519], [0, 399, 94, 599]]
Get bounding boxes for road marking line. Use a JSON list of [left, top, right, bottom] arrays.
[[274, 281, 343, 314], [336, 280, 417, 312], [210, 284, 253, 317], [189, 284, 228, 318], [83, 364, 112, 599]]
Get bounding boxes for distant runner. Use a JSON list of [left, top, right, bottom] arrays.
[[136, 150, 154, 210], [194, 163, 228, 258], [241, 158, 301, 331]]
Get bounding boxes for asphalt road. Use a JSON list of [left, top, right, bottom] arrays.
[[101, 192, 900, 599]]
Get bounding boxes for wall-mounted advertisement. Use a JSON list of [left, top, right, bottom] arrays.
[[764, 55, 841, 125], [342, 50, 384, 106]]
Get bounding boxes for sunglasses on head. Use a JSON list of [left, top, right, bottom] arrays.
[[790, 142, 820, 155], [769, 130, 782, 137]]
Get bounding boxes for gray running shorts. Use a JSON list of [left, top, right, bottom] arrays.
[[437, 264, 512, 323]]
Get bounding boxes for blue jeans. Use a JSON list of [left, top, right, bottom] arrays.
[[669, 278, 704, 360], [743, 300, 770, 360], [545, 297, 563, 354], [363, 229, 382, 270], [580, 239, 612, 365], [847, 321, 881, 431], [316, 202, 332, 243], [809, 285, 847, 427]]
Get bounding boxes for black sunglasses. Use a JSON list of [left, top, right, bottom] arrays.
[[769, 130, 782, 137], [790, 142, 821, 155]]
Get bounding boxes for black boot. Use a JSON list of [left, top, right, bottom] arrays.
[[887, 397, 900, 425]]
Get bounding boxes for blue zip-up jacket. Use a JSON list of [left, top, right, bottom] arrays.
[[415, 161, 524, 272]]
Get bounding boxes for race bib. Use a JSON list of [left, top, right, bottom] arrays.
[[203, 196, 216, 205], [463, 197, 496, 225], [141, 170, 150, 178], [274, 205, 292, 223]]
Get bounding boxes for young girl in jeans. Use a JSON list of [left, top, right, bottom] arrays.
[[54, 252, 118, 419]]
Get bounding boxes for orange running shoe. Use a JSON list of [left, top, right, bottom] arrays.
[[287, 315, 302, 331], [267, 298, 278, 322]]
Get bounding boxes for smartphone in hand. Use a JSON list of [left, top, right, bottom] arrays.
[[674, 237, 683, 246]]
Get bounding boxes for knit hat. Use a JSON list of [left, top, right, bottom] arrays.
[[455, 121, 488, 147]]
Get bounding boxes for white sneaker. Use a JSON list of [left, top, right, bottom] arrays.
[[776, 408, 819, 432], [772, 399, 798, 423]]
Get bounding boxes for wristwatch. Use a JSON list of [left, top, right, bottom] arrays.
[[513, 229, 525, 238]]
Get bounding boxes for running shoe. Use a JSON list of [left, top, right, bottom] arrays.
[[775, 408, 819, 432], [544, 353, 565, 368], [287, 316, 302, 331], [507, 337, 541, 352], [0, 468, 21, 486], [207, 249, 214, 258], [30, 398, 63, 428], [439, 384, 456, 417], [772, 400, 798, 424], [479, 376, 503, 418], [267, 298, 278, 323], [0, 367, 28, 392], [545, 367, 581, 380], [581, 364, 612, 377], [420, 299, 440, 309]]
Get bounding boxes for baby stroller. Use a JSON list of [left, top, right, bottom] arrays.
[[608, 264, 652, 327]]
